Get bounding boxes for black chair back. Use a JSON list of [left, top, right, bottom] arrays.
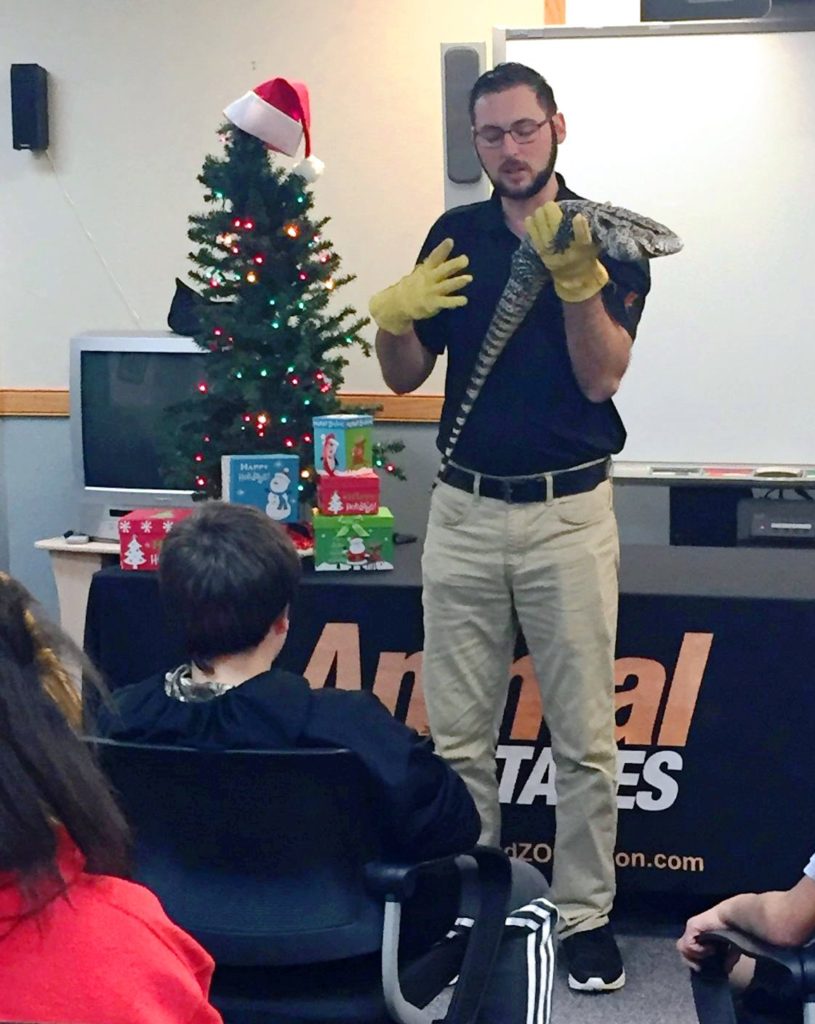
[[88, 739, 386, 966]]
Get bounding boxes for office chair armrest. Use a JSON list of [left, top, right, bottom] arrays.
[[700, 927, 808, 984], [693, 928, 815, 1024], [365, 854, 461, 902], [443, 846, 512, 1024], [370, 845, 512, 1024], [689, 944, 738, 1024]]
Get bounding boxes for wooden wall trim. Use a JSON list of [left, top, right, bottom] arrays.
[[544, 0, 566, 24], [0, 388, 442, 423], [0, 389, 70, 417], [339, 393, 442, 423]]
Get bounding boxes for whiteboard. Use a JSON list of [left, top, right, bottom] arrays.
[[503, 22, 815, 478]]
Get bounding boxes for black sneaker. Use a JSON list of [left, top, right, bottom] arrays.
[[562, 923, 625, 992]]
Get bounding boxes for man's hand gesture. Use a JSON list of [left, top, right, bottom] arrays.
[[369, 238, 472, 336]]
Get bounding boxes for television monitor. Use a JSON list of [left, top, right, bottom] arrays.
[[70, 331, 209, 540]]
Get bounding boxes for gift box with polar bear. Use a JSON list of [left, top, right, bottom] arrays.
[[312, 507, 394, 571], [312, 414, 373, 474], [221, 454, 300, 524]]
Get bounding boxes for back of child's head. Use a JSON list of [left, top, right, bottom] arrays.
[[159, 502, 301, 669], [0, 572, 129, 907]]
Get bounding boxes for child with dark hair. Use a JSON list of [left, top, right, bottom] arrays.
[[98, 502, 479, 862], [0, 571, 221, 1024]]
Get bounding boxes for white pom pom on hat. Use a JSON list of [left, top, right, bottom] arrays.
[[293, 153, 325, 183], [223, 77, 323, 180]]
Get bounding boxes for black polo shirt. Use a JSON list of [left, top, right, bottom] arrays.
[[414, 174, 651, 475]]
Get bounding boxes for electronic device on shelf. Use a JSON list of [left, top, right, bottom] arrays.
[[70, 331, 207, 541], [737, 498, 815, 547]]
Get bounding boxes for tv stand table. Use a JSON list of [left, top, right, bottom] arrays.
[[35, 536, 119, 648]]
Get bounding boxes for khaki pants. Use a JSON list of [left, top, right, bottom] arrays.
[[421, 478, 619, 937]]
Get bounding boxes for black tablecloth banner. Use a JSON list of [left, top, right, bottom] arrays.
[[84, 547, 815, 896]]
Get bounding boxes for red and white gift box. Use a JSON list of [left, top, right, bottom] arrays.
[[118, 508, 194, 572], [316, 469, 380, 516]]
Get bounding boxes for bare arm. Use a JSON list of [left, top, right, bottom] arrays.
[[375, 327, 437, 395], [562, 293, 633, 403], [677, 875, 815, 969]]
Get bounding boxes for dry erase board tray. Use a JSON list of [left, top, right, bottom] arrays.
[[612, 462, 815, 486]]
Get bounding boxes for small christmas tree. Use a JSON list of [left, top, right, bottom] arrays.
[[159, 86, 402, 505], [123, 536, 146, 570]]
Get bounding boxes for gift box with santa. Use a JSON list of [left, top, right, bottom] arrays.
[[312, 507, 394, 571], [313, 414, 373, 474]]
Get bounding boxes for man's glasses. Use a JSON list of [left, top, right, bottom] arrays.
[[473, 117, 552, 148]]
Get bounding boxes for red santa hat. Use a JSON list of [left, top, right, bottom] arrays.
[[223, 77, 324, 182]]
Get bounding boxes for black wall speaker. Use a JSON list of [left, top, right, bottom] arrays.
[[11, 64, 49, 151], [642, 0, 771, 19], [442, 47, 482, 185]]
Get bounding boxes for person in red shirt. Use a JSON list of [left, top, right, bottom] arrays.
[[0, 571, 222, 1024]]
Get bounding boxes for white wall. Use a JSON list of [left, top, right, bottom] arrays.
[[1, 0, 546, 394]]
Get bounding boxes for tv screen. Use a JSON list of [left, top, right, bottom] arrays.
[[81, 349, 208, 490]]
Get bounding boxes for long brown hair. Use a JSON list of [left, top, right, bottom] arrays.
[[0, 573, 129, 913]]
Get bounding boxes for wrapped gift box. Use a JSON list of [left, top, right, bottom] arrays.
[[316, 468, 380, 516], [313, 414, 373, 474], [118, 508, 194, 572], [221, 453, 300, 524], [313, 507, 394, 571]]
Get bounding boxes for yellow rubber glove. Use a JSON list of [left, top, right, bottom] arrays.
[[369, 238, 472, 335], [525, 201, 609, 303]]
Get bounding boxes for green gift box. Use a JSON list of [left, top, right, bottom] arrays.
[[313, 507, 394, 571]]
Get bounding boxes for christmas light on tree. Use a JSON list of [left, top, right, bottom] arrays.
[[159, 88, 402, 504]]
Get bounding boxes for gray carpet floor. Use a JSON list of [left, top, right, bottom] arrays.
[[427, 900, 703, 1023], [549, 930, 698, 1024]]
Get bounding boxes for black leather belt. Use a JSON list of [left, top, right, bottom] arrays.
[[438, 459, 610, 504]]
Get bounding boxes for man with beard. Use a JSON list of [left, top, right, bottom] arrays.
[[369, 62, 651, 993]]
